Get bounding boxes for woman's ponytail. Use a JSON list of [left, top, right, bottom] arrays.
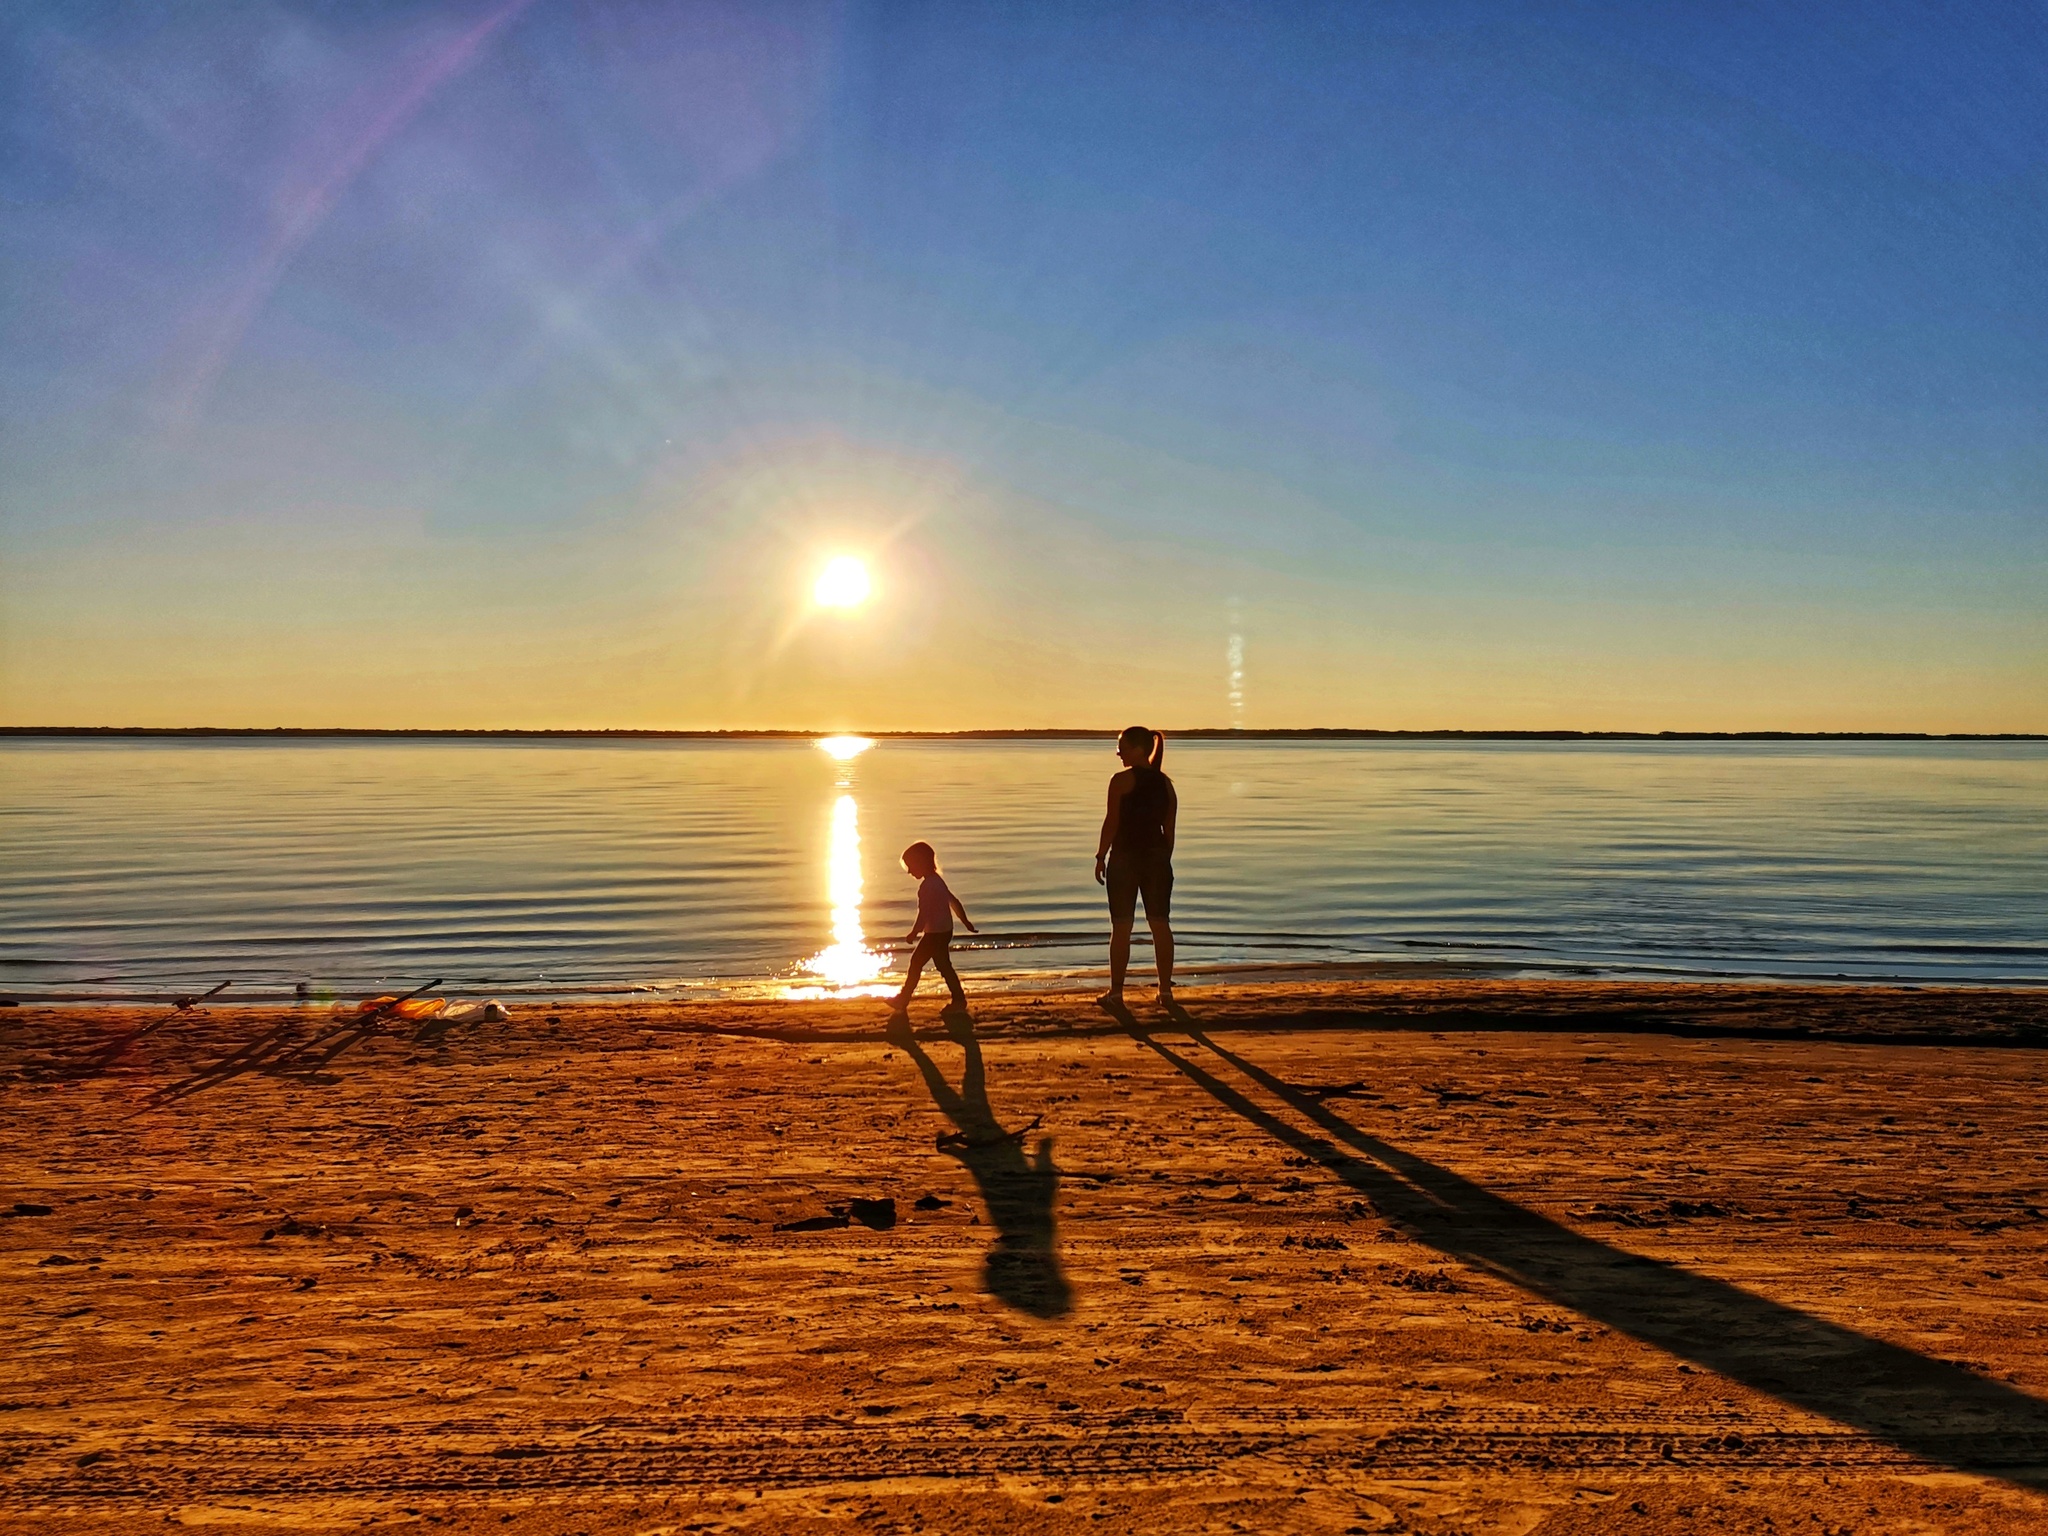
[[1118, 724, 1164, 769]]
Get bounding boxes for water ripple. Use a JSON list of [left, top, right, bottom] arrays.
[[2, 737, 2043, 996]]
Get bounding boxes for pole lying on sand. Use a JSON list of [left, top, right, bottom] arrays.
[[136, 978, 447, 1106], [134, 979, 233, 1041], [357, 978, 444, 1033], [170, 980, 234, 1012], [87, 979, 235, 1072], [255, 977, 449, 1075]]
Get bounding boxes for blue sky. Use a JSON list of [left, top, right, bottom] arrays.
[[3, 1, 2042, 728]]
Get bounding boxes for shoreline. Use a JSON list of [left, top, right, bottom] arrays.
[[13, 977, 2048, 1047], [11, 963, 2048, 1010]]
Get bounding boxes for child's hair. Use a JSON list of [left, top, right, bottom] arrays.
[[901, 840, 938, 873], [1118, 725, 1165, 769]]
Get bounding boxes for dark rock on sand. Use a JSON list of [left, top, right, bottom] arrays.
[[849, 1197, 897, 1230]]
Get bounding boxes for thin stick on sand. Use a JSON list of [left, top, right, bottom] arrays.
[[356, 978, 445, 1033], [80, 979, 234, 1077], [128, 979, 233, 1044], [204, 977, 451, 1089]]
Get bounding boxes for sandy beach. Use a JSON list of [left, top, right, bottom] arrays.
[[6, 980, 2048, 1533]]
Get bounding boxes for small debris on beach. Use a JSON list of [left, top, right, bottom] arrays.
[[775, 1212, 851, 1233], [848, 1197, 896, 1230]]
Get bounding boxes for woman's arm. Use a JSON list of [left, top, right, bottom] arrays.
[[1094, 772, 1129, 885], [1162, 781, 1178, 859]]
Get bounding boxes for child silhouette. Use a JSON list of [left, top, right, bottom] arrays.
[[892, 841, 977, 1016]]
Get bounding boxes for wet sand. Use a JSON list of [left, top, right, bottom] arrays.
[[5, 980, 2048, 1534]]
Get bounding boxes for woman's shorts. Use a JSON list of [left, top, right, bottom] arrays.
[[1106, 850, 1172, 927]]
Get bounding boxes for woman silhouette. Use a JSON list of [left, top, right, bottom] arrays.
[[1094, 725, 1177, 1005]]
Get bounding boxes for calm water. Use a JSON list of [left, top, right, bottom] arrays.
[[2, 737, 2043, 999]]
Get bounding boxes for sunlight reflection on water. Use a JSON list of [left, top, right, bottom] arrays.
[[789, 737, 895, 998]]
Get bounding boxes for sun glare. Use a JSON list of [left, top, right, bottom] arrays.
[[817, 735, 874, 760], [795, 792, 892, 993], [813, 555, 871, 609]]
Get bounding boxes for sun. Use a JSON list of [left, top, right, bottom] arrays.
[[813, 555, 871, 609]]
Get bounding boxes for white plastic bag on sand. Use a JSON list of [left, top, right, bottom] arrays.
[[441, 999, 508, 1024]]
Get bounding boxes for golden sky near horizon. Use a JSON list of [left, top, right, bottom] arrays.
[[5, 434, 2042, 734]]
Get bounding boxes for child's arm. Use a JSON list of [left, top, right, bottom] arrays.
[[949, 892, 978, 933]]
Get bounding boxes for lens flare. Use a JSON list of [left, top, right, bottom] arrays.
[[795, 792, 892, 994], [813, 555, 871, 608]]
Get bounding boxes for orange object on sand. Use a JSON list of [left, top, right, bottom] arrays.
[[355, 995, 447, 1021]]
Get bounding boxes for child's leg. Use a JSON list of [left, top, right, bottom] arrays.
[[896, 935, 934, 1002], [931, 937, 966, 1008]]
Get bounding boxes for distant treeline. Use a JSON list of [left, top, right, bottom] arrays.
[[4, 727, 2042, 743]]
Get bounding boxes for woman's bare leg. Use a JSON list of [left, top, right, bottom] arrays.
[[1149, 917, 1175, 993], [1108, 921, 1133, 996]]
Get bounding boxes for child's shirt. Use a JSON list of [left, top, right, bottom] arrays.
[[916, 872, 955, 936]]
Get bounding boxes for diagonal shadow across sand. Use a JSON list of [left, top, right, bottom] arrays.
[[894, 1020, 1072, 1319], [144, 1017, 310, 1105], [146, 1014, 384, 1105], [1132, 1008, 2048, 1486]]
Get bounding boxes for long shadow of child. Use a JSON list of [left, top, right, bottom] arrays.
[[893, 1020, 1072, 1319]]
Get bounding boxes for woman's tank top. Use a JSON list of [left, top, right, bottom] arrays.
[[1112, 767, 1174, 858]]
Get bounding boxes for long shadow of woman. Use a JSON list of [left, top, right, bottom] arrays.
[[894, 1021, 1072, 1319]]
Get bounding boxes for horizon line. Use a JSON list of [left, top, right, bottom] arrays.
[[3, 726, 2043, 743]]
